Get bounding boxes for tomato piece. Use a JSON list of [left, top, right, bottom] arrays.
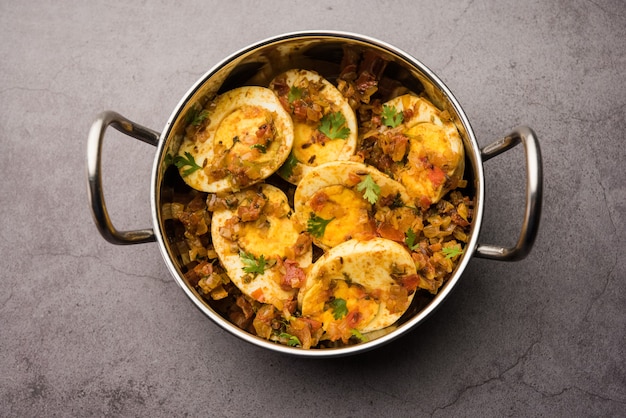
[[428, 166, 446, 188]]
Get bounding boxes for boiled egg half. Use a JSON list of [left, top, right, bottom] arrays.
[[298, 237, 418, 342], [211, 184, 312, 311], [383, 94, 465, 207], [176, 86, 294, 193], [294, 160, 420, 250], [269, 69, 357, 184]]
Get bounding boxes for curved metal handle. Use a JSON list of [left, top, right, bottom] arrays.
[[86, 111, 160, 245], [475, 126, 543, 261]]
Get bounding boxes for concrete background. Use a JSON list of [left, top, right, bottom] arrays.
[[1, 0, 624, 416]]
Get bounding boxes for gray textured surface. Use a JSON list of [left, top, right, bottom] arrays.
[[1, 0, 625, 416]]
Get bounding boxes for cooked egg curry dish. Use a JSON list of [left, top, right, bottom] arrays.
[[162, 53, 473, 349]]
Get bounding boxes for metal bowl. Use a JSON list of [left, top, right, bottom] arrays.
[[87, 31, 542, 357]]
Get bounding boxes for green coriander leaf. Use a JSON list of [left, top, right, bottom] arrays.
[[318, 111, 350, 140], [278, 152, 299, 179], [173, 152, 202, 177], [382, 104, 403, 128], [288, 86, 303, 103], [306, 213, 334, 238], [240, 251, 267, 276], [192, 109, 210, 126], [442, 247, 464, 259], [405, 228, 419, 251], [186, 107, 210, 127], [356, 174, 381, 205], [279, 332, 302, 347], [350, 329, 368, 342], [185, 108, 198, 125], [250, 143, 267, 153], [329, 298, 348, 320], [164, 153, 174, 166], [390, 193, 405, 209]]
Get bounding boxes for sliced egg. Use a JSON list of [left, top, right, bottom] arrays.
[[211, 184, 312, 311], [294, 160, 416, 250], [176, 86, 294, 193], [298, 237, 417, 341], [269, 69, 357, 184], [383, 94, 465, 207]]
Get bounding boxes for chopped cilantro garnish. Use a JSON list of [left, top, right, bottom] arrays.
[[318, 111, 350, 140], [250, 143, 267, 153], [390, 193, 405, 209], [279, 332, 302, 347], [351, 329, 368, 342], [288, 86, 303, 103], [442, 247, 464, 259], [329, 298, 348, 320], [405, 228, 420, 251], [306, 213, 333, 238], [240, 251, 267, 276], [186, 107, 210, 127], [382, 104, 403, 128], [356, 174, 381, 205], [164, 153, 174, 166], [278, 152, 299, 179], [173, 152, 202, 177]]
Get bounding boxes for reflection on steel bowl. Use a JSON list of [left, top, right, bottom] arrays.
[[87, 31, 542, 357]]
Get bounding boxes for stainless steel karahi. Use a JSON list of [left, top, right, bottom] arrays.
[[87, 31, 542, 357]]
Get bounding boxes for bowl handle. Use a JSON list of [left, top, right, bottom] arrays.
[[87, 111, 159, 245], [475, 126, 543, 261]]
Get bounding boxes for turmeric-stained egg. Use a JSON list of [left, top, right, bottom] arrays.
[[298, 238, 418, 343], [269, 69, 357, 184], [211, 184, 312, 311], [294, 161, 420, 250], [381, 94, 465, 207], [176, 86, 294, 193]]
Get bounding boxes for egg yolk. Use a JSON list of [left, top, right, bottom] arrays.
[[303, 279, 380, 341], [311, 185, 375, 247], [237, 216, 302, 259], [213, 105, 278, 167], [292, 122, 347, 167]]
